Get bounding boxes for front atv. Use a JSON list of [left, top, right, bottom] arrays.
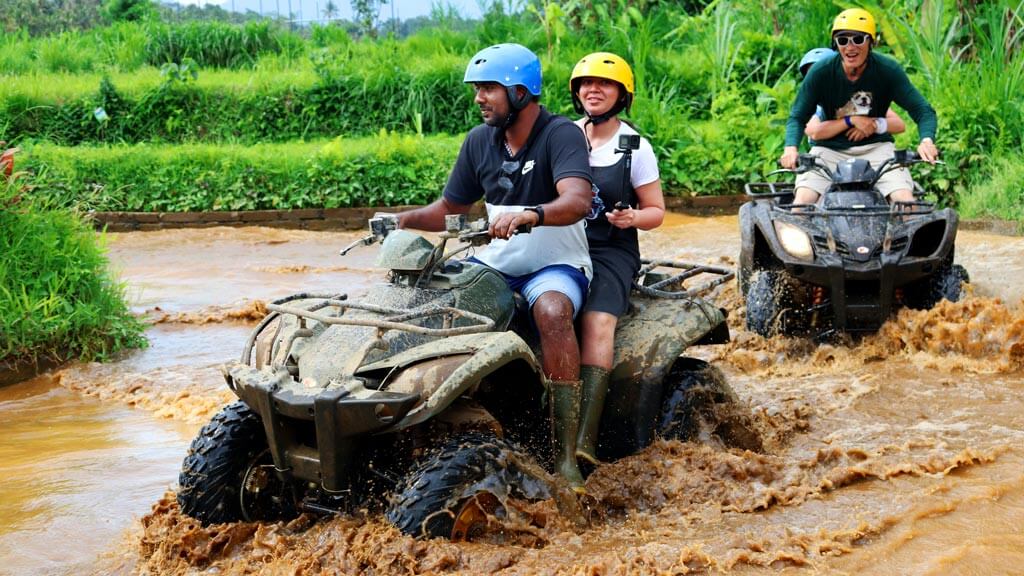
[[178, 214, 746, 539], [739, 151, 968, 338]]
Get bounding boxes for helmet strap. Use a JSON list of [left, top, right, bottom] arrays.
[[503, 85, 532, 128], [575, 84, 630, 127], [583, 96, 628, 127]]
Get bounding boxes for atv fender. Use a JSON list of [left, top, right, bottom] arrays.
[[600, 296, 728, 459], [357, 332, 542, 429]]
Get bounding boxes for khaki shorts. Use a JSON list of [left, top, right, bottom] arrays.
[[795, 142, 913, 198]]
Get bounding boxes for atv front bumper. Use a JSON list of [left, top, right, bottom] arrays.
[[224, 362, 419, 492], [781, 251, 947, 332]]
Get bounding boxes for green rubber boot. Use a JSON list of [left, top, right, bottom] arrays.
[[575, 365, 610, 466], [548, 379, 586, 492]]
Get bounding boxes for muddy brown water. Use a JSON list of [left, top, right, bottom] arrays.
[[0, 218, 1021, 575]]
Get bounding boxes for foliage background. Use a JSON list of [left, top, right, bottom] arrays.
[[1, 0, 1021, 218]]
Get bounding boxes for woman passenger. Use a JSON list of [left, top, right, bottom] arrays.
[[569, 52, 665, 465]]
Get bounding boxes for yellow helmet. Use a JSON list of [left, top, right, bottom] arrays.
[[832, 8, 876, 41], [569, 52, 635, 118]]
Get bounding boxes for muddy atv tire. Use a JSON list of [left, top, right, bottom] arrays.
[[385, 432, 549, 540], [657, 359, 763, 452], [905, 263, 969, 310], [746, 269, 784, 337], [177, 401, 298, 525]]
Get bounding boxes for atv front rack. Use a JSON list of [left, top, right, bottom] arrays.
[[633, 260, 735, 299], [267, 299, 496, 337], [771, 201, 935, 217], [241, 292, 497, 366], [748, 182, 935, 217]]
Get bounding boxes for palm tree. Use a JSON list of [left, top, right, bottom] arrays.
[[323, 0, 338, 22]]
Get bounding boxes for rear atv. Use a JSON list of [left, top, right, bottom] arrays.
[[178, 215, 749, 539], [739, 150, 968, 339]]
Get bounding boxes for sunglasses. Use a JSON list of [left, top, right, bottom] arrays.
[[835, 33, 869, 47], [497, 160, 520, 192]]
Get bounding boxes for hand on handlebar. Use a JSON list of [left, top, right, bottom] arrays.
[[489, 210, 538, 239], [917, 138, 940, 163], [779, 147, 799, 169]]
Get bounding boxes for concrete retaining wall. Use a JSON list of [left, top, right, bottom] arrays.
[[90, 195, 749, 232]]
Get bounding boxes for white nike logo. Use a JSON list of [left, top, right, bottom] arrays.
[[522, 160, 535, 175]]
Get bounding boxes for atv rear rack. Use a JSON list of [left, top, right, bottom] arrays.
[[634, 260, 735, 299]]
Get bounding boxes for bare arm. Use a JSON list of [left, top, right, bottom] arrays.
[[397, 197, 473, 231], [885, 108, 906, 134], [489, 176, 592, 239], [806, 116, 853, 141], [606, 180, 664, 230]]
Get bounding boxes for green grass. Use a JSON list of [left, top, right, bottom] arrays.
[[0, 176, 147, 367], [959, 155, 1024, 222]]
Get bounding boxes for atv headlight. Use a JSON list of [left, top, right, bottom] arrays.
[[773, 221, 813, 261]]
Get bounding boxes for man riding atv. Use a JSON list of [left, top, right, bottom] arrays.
[[397, 43, 594, 490], [779, 8, 940, 206]]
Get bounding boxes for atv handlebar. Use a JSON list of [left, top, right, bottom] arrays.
[[768, 154, 835, 180], [870, 150, 945, 188]]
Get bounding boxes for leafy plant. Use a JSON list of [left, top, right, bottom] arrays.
[[0, 172, 147, 366]]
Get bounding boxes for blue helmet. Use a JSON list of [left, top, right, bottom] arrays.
[[464, 43, 541, 111], [799, 48, 835, 78]]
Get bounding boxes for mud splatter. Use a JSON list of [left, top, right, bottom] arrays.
[[146, 300, 269, 324], [252, 264, 355, 274], [122, 440, 999, 575], [717, 296, 1024, 377], [56, 363, 234, 426]]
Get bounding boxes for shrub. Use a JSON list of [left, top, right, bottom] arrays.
[[0, 174, 146, 366], [19, 134, 461, 211]]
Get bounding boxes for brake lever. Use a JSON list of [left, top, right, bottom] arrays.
[[339, 235, 375, 256]]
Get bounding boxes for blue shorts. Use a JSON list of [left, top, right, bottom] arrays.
[[470, 259, 589, 317]]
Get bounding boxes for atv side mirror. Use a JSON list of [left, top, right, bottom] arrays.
[[370, 214, 400, 237], [340, 214, 400, 255]]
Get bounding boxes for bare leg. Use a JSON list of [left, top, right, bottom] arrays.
[[532, 291, 580, 381], [580, 311, 617, 370], [793, 186, 820, 206], [888, 188, 914, 204]]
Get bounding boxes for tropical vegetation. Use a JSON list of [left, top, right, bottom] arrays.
[[2, 0, 1022, 219]]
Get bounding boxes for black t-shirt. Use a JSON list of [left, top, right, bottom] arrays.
[[443, 107, 594, 277]]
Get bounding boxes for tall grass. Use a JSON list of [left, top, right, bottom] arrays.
[[0, 176, 146, 366], [959, 155, 1024, 222]]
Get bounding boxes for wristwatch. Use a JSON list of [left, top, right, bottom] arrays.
[[524, 205, 545, 226]]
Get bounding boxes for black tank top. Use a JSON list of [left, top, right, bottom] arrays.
[[585, 152, 639, 256]]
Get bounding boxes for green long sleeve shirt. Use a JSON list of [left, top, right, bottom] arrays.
[[785, 52, 937, 149]]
